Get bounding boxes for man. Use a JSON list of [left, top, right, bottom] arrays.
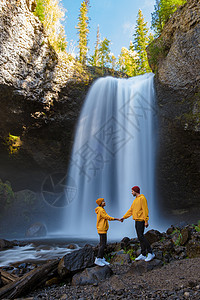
[[120, 186, 155, 262]]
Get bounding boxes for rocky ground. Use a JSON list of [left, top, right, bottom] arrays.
[[26, 258, 200, 299]]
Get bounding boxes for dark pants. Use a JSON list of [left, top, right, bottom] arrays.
[[97, 233, 107, 258], [135, 221, 152, 256]]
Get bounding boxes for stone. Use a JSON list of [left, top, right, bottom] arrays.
[[110, 252, 131, 265], [186, 239, 200, 258], [25, 222, 47, 238], [127, 259, 163, 275], [58, 245, 94, 278], [120, 237, 130, 249], [144, 229, 162, 244], [71, 265, 113, 286], [147, 0, 200, 216], [0, 239, 15, 250]]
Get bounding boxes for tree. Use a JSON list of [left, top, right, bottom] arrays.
[[34, 0, 67, 53], [98, 38, 112, 70], [118, 42, 138, 76], [134, 9, 152, 75], [89, 25, 100, 67], [76, 1, 89, 64], [151, 0, 186, 36]]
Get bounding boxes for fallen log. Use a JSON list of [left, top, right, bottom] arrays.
[[0, 260, 59, 299], [0, 270, 18, 285]]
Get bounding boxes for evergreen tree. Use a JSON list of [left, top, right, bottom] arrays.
[[134, 9, 151, 75], [76, 1, 89, 64], [98, 38, 112, 70], [118, 42, 138, 76], [89, 25, 100, 67], [34, 0, 67, 52], [151, 0, 186, 36]]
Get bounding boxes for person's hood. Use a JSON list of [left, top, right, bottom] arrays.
[[95, 206, 102, 214]]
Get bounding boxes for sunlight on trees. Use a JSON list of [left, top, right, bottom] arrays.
[[34, 0, 67, 53], [76, 1, 89, 64], [151, 0, 186, 36], [134, 9, 152, 75]]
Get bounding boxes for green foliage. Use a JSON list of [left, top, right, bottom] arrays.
[[124, 248, 136, 261], [147, 37, 169, 71], [77, 1, 89, 64], [193, 220, 200, 232], [98, 38, 112, 70], [4, 134, 22, 155], [0, 179, 15, 211], [118, 42, 138, 76], [89, 25, 101, 67], [34, 0, 67, 53], [151, 0, 187, 37], [134, 9, 152, 75], [172, 228, 183, 246], [34, 0, 45, 22]]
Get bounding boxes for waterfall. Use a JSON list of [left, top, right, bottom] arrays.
[[62, 73, 158, 240]]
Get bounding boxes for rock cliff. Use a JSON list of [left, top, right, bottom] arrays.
[[147, 0, 200, 217]]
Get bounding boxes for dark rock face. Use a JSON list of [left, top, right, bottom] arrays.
[[147, 0, 200, 218], [58, 245, 95, 278]]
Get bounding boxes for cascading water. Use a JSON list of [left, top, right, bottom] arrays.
[[62, 73, 158, 240]]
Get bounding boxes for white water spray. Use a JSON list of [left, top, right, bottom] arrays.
[[62, 73, 158, 240]]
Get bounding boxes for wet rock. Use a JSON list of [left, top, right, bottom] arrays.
[[58, 245, 94, 278], [127, 259, 163, 275], [72, 265, 113, 286], [25, 222, 47, 238], [67, 244, 77, 250], [145, 229, 162, 244], [120, 237, 130, 249], [0, 239, 15, 250]]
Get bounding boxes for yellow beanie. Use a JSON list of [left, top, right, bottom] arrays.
[[96, 198, 104, 205]]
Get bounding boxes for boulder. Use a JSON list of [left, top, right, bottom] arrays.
[[186, 233, 200, 258], [0, 239, 15, 250], [145, 229, 162, 244], [25, 222, 47, 238], [110, 251, 131, 265], [120, 237, 131, 249], [127, 259, 163, 275], [180, 227, 191, 245], [71, 265, 113, 286], [58, 245, 94, 278]]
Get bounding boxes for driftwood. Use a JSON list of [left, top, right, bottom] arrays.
[[0, 260, 59, 299], [0, 270, 18, 285]]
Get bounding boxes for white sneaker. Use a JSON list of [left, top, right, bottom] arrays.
[[102, 257, 110, 265], [145, 253, 155, 262], [94, 257, 105, 267], [135, 254, 146, 261]]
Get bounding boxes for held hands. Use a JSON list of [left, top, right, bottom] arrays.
[[114, 218, 124, 222]]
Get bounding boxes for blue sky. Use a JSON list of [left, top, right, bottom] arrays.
[[62, 0, 155, 58]]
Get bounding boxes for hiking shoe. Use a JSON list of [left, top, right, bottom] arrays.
[[94, 257, 105, 267], [135, 254, 146, 261], [102, 257, 110, 265], [145, 253, 155, 262]]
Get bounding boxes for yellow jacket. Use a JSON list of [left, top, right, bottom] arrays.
[[123, 194, 149, 222], [95, 206, 114, 234]]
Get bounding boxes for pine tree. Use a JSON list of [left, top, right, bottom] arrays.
[[151, 0, 186, 36], [134, 9, 151, 75], [89, 25, 100, 67], [76, 1, 89, 64], [98, 38, 112, 70]]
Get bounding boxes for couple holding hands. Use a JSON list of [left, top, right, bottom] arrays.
[[95, 186, 155, 267]]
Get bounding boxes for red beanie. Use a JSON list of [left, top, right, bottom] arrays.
[[132, 186, 140, 193]]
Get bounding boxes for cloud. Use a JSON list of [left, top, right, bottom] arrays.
[[122, 21, 135, 38]]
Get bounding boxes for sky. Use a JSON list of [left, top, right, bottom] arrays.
[[62, 0, 155, 58]]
